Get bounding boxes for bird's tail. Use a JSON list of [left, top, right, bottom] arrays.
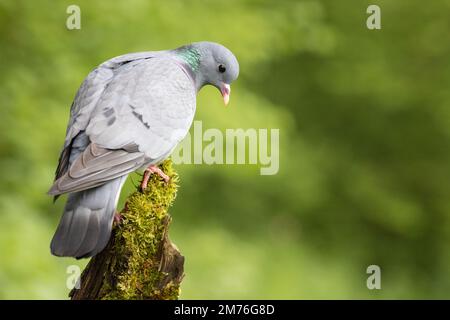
[[50, 176, 127, 259]]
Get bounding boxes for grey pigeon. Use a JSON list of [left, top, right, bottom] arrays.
[[48, 42, 239, 258]]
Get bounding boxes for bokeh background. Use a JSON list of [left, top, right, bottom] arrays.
[[1, 0, 450, 299]]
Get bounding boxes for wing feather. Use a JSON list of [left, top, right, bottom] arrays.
[[51, 54, 196, 196], [53, 52, 158, 181], [86, 57, 196, 160], [48, 143, 146, 195]]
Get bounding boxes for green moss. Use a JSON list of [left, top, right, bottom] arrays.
[[99, 160, 181, 300]]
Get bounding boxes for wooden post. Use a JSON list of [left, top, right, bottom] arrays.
[[70, 160, 184, 300]]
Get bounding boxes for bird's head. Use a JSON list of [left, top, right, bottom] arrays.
[[173, 41, 239, 106]]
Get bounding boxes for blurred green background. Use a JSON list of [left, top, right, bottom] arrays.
[[1, 0, 450, 299]]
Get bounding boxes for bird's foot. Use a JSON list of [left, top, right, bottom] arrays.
[[114, 212, 123, 224], [140, 165, 170, 191]]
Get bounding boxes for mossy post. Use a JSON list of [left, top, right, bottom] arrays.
[[70, 160, 184, 300]]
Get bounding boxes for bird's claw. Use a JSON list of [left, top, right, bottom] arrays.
[[114, 212, 123, 224], [140, 165, 170, 191]]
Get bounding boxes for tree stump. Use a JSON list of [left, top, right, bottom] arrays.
[[70, 160, 185, 300]]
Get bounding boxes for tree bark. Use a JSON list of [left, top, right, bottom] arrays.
[[70, 160, 184, 300]]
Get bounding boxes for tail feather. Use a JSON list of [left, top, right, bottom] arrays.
[[50, 175, 127, 259], [74, 210, 100, 258]]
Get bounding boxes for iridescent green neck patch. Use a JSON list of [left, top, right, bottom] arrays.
[[176, 46, 201, 72]]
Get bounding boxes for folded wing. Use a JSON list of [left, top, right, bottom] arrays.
[[49, 143, 145, 195], [50, 56, 196, 196]]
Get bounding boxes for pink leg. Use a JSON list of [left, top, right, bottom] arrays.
[[140, 164, 170, 190], [114, 212, 122, 224], [140, 169, 152, 191]]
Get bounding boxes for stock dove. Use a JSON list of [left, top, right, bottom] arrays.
[[48, 42, 239, 258]]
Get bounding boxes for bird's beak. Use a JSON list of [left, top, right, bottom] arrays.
[[220, 83, 231, 106]]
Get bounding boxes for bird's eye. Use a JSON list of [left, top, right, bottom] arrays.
[[218, 64, 226, 73]]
